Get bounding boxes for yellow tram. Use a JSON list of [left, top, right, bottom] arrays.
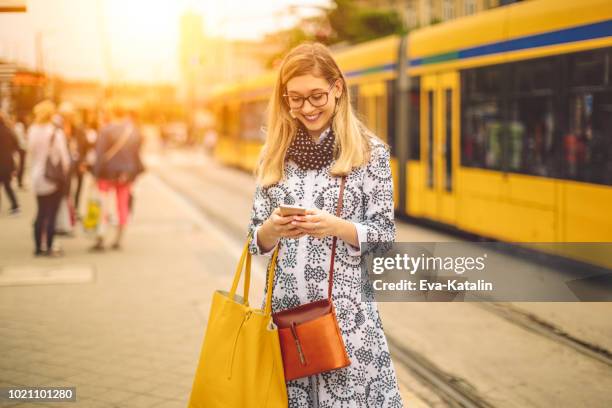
[[209, 0, 612, 267]]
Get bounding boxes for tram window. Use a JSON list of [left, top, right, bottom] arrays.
[[409, 78, 421, 160], [376, 94, 387, 142], [460, 48, 612, 185], [349, 85, 360, 112], [516, 58, 554, 94], [506, 57, 559, 177], [462, 102, 503, 170], [462, 65, 502, 100], [563, 91, 612, 185], [563, 47, 612, 185], [506, 98, 556, 177], [219, 106, 230, 136], [240, 104, 251, 139], [461, 66, 504, 170], [241, 101, 267, 141], [355, 93, 369, 124], [569, 48, 610, 88], [359, 95, 370, 127], [228, 107, 240, 139]]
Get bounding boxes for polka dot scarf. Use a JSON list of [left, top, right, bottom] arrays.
[[286, 124, 336, 170]]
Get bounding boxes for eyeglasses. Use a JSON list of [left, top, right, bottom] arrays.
[[283, 81, 337, 110]]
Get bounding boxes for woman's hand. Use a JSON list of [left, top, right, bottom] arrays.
[[291, 208, 340, 239], [293, 208, 360, 247], [256, 208, 305, 253], [258, 207, 359, 251], [264, 208, 307, 239]]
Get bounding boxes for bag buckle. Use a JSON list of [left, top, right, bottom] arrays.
[[290, 322, 307, 365]]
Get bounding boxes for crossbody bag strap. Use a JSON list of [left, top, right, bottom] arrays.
[[327, 175, 346, 299], [102, 124, 132, 163], [48, 127, 56, 146], [47, 126, 59, 151], [46, 126, 60, 163]]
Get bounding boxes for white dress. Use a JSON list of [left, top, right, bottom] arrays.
[[248, 129, 404, 408]]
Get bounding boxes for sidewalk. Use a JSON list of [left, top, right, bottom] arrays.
[[0, 174, 254, 407]]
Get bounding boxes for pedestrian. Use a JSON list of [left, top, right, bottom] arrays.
[[0, 112, 22, 215], [90, 100, 142, 251], [27, 100, 70, 257], [13, 114, 28, 190], [58, 102, 90, 212], [247, 43, 404, 407], [83, 111, 99, 174]]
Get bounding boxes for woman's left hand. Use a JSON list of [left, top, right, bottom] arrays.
[[291, 208, 340, 239]]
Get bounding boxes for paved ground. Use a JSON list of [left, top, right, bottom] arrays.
[[0, 173, 264, 407]]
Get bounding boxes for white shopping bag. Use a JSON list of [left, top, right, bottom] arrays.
[[94, 183, 118, 237], [55, 197, 75, 235]]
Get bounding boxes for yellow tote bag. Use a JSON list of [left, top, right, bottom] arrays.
[[188, 240, 287, 408]]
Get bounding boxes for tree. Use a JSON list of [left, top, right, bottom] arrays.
[[263, 0, 406, 68], [326, 0, 405, 45], [264, 26, 312, 69]]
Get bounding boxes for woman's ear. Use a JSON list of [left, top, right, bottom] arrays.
[[334, 79, 343, 99]]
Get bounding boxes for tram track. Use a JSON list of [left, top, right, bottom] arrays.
[[385, 300, 612, 408], [387, 336, 496, 408], [476, 302, 612, 368]]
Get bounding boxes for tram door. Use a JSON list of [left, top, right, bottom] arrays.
[[421, 72, 459, 225]]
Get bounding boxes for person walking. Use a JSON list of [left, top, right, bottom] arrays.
[[27, 100, 70, 256], [247, 43, 404, 407], [0, 112, 22, 215], [83, 111, 99, 174], [91, 101, 142, 251], [58, 102, 90, 211], [13, 114, 28, 190]]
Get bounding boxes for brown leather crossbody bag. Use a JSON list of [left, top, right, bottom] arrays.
[[271, 176, 351, 381]]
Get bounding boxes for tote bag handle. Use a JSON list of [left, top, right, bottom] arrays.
[[228, 241, 252, 306], [229, 237, 280, 317]]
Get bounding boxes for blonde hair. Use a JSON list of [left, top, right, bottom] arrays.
[[33, 100, 56, 124], [256, 42, 376, 187]]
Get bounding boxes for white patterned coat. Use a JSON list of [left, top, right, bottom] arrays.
[[247, 134, 404, 408]]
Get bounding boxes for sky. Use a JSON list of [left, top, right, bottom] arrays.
[[0, 0, 329, 83]]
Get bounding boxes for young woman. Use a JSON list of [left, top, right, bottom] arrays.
[[27, 100, 70, 256], [247, 43, 404, 407]]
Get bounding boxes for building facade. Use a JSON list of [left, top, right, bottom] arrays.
[[179, 12, 282, 103], [355, 0, 524, 30]]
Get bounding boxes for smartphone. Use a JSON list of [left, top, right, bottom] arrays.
[[279, 205, 307, 217]]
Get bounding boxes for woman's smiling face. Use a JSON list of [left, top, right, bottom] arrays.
[[285, 74, 342, 137]]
